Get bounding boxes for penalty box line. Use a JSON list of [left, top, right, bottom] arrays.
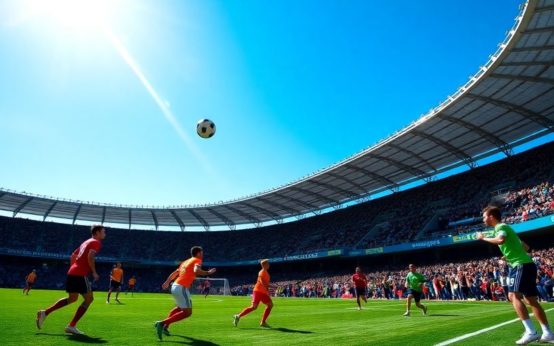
[[435, 307, 554, 346]]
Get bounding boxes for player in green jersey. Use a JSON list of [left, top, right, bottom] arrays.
[[477, 206, 553, 344], [403, 264, 427, 317]]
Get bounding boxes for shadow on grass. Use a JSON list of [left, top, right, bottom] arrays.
[[35, 333, 107, 343], [166, 334, 219, 345], [240, 327, 313, 334], [428, 314, 461, 317]]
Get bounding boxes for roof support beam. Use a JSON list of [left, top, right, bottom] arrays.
[[489, 73, 554, 86], [367, 153, 429, 177], [205, 208, 236, 230], [411, 131, 476, 168], [466, 93, 554, 131], [326, 171, 368, 192], [187, 209, 210, 231], [344, 163, 398, 191], [72, 204, 82, 225], [288, 186, 340, 205], [241, 202, 283, 223], [510, 45, 554, 53], [13, 197, 33, 217], [151, 211, 159, 230], [436, 113, 513, 156], [43, 201, 58, 221], [128, 209, 132, 229], [222, 204, 261, 225], [387, 143, 438, 171], [170, 210, 186, 231], [101, 207, 107, 224]]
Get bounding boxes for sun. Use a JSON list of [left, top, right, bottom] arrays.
[[30, 0, 113, 31]]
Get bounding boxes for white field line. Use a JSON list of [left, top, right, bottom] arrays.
[[435, 307, 554, 346]]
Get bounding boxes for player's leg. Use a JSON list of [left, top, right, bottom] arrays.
[[66, 291, 93, 331], [115, 285, 121, 302], [260, 295, 273, 327], [107, 284, 112, 303], [525, 295, 554, 342], [404, 294, 412, 316], [414, 291, 427, 315], [155, 284, 192, 340], [234, 293, 261, 327], [37, 291, 78, 329]]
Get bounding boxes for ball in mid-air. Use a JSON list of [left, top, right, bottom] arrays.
[[197, 119, 216, 138]]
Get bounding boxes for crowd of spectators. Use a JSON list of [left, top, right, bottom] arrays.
[[232, 248, 554, 303]]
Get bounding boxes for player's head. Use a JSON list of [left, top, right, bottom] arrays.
[[91, 225, 106, 240], [260, 259, 270, 269], [191, 246, 203, 258], [355, 267, 361, 273], [482, 206, 501, 226], [116, 262, 122, 268], [408, 264, 416, 272], [32, 269, 36, 273]]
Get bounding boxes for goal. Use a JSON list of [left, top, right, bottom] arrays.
[[192, 277, 231, 296]]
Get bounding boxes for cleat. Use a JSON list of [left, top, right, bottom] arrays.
[[154, 321, 164, 340], [260, 322, 271, 328], [422, 305, 427, 315], [36, 310, 46, 329], [541, 333, 554, 343], [515, 332, 540, 345], [233, 315, 240, 327], [162, 326, 171, 336], [64, 325, 85, 335], [106, 301, 109, 304], [403, 311, 410, 317], [115, 299, 121, 304]]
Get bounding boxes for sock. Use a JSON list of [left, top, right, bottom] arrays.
[[238, 307, 255, 317], [107, 292, 111, 301], [261, 307, 272, 323], [167, 307, 180, 318], [540, 323, 553, 335], [522, 319, 537, 334], [162, 310, 189, 327], [69, 304, 88, 327], [45, 298, 69, 316]]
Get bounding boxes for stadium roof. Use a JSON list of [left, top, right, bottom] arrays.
[[1, 0, 553, 230]]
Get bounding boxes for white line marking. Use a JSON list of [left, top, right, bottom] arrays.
[[435, 307, 554, 346]]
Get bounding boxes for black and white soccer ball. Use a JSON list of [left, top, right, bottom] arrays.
[[196, 119, 216, 138]]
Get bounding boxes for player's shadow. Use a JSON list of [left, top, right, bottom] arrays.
[[35, 333, 107, 343], [428, 314, 461, 317], [272, 327, 313, 334], [169, 334, 219, 346]]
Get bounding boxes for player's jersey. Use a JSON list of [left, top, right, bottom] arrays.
[[352, 273, 367, 288], [174, 257, 202, 288], [27, 272, 37, 283], [68, 238, 102, 276], [406, 272, 425, 292], [128, 278, 136, 286], [494, 223, 533, 266], [254, 269, 270, 295], [111, 268, 123, 283]]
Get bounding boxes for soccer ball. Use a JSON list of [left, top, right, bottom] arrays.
[[196, 119, 216, 138]]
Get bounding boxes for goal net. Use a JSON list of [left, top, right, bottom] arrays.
[[192, 277, 231, 296]]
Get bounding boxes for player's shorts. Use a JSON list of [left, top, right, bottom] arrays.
[[508, 263, 539, 297], [128, 285, 135, 289], [26, 282, 34, 288], [355, 287, 366, 298], [407, 289, 422, 302], [66, 275, 91, 294], [252, 291, 272, 305], [171, 283, 192, 309], [110, 280, 122, 290]]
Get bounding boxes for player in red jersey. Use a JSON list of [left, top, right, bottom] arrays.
[[36, 225, 106, 335], [233, 259, 273, 328], [154, 246, 216, 340], [352, 267, 368, 310]]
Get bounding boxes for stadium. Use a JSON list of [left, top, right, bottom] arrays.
[[1, 0, 554, 345]]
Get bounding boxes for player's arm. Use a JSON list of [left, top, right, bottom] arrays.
[[476, 231, 505, 245], [70, 248, 78, 265], [162, 269, 179, 289], [194, 264, 216, 276], [88, 249, 99, 281]]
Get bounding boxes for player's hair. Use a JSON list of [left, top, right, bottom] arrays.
[[260, 259, 269, 266], [483, 205, 501, 221], [191, 246, 203, 257], [91, 225, 104, 236]]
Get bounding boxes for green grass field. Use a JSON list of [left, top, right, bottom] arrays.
[[1, 288, 553, 345]]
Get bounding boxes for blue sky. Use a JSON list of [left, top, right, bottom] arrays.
[[0, 0, 541, 207]]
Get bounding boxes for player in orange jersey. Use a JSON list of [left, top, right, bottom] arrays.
[[23, 269, 37, 295], [106, 262, 124, 304], [126, 276, 136, 296], [233, 259, 273, 328], [154, 246, 216, 340]]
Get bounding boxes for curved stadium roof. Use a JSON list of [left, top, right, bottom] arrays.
[[1, 0, 553, 230]]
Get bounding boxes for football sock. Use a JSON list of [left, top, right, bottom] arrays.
[[45, 298, 69, 316], [162, 310, 190, 327], [522, 319, 537, 334], [239, 307, 255, 317], [167, 307, 180, 318], [261, 307, 272, 323], [69, 304, 88, 327], [540, 323, 552, 335]]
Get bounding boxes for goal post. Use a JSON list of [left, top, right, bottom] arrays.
[[192, 277, 231, 296]]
